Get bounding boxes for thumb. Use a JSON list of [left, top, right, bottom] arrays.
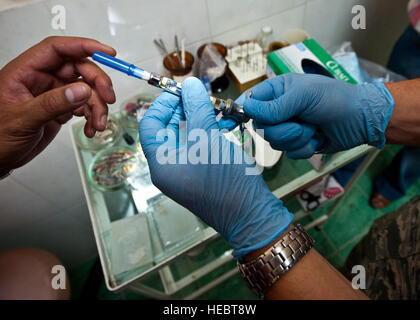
[[23, 83, 91, 128], [181, 77, 218, 132]]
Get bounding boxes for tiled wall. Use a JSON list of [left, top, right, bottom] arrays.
[[0, 0, 409, 268]]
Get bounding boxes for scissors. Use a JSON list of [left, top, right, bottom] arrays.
[[299, 190, 321, 211], [299, 176, 332, 211]]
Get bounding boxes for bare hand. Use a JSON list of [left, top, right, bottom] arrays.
[[0, 36, 116, 171]]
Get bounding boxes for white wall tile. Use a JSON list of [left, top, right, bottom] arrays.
[[105, 37, 212, 112], [54, 122, 73, 148], [212, 5, 306, 46], [304, 0, 408, 64], [12, 133, 86, 211], [349, 0, 408, 65], [0, 0, 42, 12], [65, 201, 92, 232], [0, 177, 58, 232], [304, 0, 360, 51], [207, 0, 306, 36], [46, 0, 211, 63], [0, 1, 63, 68], [0, 205, 98, 268]]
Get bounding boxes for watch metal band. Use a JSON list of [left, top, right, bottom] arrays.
[[238, 224, 314, 298]]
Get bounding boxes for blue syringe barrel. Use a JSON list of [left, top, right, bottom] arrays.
[[92, 51, 249, 123], [92, 51, 148, 80]]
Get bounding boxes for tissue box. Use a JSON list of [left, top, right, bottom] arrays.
[[267, 39, 357, 170], [267, 38, 357, 84]]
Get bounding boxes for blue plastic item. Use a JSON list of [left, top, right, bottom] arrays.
[[92, 51, 150, 80], [243, 73, 395, 158]]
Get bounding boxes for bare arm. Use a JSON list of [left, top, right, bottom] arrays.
[[239, 79, 420, 299], [385, 78, 420, 145], [244, 225, 369, 300]]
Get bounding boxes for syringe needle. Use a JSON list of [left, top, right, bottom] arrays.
[[92, 51, 249, 124]]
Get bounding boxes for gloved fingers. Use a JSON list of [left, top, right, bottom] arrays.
[[181, 77, 218, 133], [139, 92, 181, 155], [244, 95, 298, 125], [218, 90, 249, 131], [142, 91, 180, 129], [217, 116, 239, 131], [228, 82, 282, 131], [234, 90, 247, 105], [167, 103, 186, 147], [233, 77, 286, 125], [167, 103, 185, 132], [245, 76, 285, 101], [286, 138, 321, 159], [254, 122, 317, 151]]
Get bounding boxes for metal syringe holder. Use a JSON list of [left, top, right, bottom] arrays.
[[92, 51, 249, 124]]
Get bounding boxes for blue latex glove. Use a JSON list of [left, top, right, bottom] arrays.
[[140, 77, 293, 260], [241, 73, 395, 159]]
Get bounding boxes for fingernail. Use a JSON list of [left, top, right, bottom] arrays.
[[101, 115, 108, 128], [65, 84, 88, 104]]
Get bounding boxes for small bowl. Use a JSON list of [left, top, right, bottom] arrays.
[[88, 146, 140, 192], [119, 93, 157, 129], [75, 114, 122, 152], [163, 51, 194, 77], [197, 42, 227, 59]]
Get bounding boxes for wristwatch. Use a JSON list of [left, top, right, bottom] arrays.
[[238, 224, 314, 298]]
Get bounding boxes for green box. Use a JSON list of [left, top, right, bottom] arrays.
[[267, 39, 357, 170], [267, 39, 357, 84]]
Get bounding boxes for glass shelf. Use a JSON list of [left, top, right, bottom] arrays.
[[70, 83, 377, 294]]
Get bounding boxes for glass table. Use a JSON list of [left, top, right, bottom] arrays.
[[70, 79, 379, 299]]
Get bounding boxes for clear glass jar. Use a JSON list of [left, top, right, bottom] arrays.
[[75, 114, 122, 152], [88, 146, 141, 191], [119, 93, 157, 129], [257, 26, 274, 53]]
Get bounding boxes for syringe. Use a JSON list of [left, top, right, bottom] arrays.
[[92, 51, 249, 123]]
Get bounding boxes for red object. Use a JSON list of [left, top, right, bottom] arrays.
[[125, 102, 136, 111], [323, 187, 342, 199]]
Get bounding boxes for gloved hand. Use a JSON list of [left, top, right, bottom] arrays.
[[140, 77, 293, 260], [241, 73, 395, 159]]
